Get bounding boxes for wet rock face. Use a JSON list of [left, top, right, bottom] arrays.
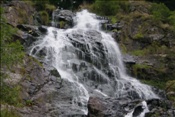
[[8, 55, 62, 117], [52, 9, 75, 28], [16, 24, 48, 47], [67, 29, 107, 68], [146, 99, 175, 117], [88, 97, 175, 117], [88, 96, 144, 117]]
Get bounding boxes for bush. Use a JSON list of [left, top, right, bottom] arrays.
[[168, 11, 175, 30], [39, 11, 49, 25], [45, 3, 56, 12], [150, 3, 171, 22], [91, 0, 120, 16], [131, 49, 147, 56], [133, 33, 144, 39], [166, 80, 175, 92]]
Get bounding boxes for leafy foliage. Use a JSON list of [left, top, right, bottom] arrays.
[[150, 3, 171, 22], [91, 0, 120, 16], [39, 11, 49, 25], [150, 3, 175, 30], [168, 11, 175, 30]]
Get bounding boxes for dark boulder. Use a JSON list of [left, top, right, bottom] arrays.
[[87, 96, 150, 117], [17, 24, 40, 37], [87, 97, 107, 117], [16, 24, 48, 47], [146, 99, 175, 117], [52, 9, 75, 28], [88, 96, 175, 117], [38, 26, 47, 34], [2, 0, 35, 26]]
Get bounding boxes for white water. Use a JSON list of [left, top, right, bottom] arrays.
[[125, 101, 149, 117], [30, 10, 159, 115]]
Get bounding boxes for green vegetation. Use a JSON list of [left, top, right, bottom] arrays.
[[109, 16, 118, 24], [133, 33, 144, 39], [166, 80, 175, 92], [22, 0, 56, 25], [150, 3, 175, 30], [59, 21, 66, 29], [133, 64, 151, 75], [25, 99, 34, 106], [131, 49, 147, 56], [39, 11, 49, 25], [91, 0, 120, 16], [150, 3, 171, 22], [133, 64, 151, 70], [141, 79, 165, 89], [132, 64, 167, 89], [90, 0, 131, 16], [0, 8, 24, 67], [0, 7, 24, 106], [1, 109, 20, 117], [0, 81, 22, 106]]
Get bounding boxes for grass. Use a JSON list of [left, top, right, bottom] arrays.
[[141, 79, 165, 89], [0, 109, 20, 117], [133, 33, 144, 39], [109, 16, 117, 24], [131, 49, 147, 56], [0, 82, 23, 107]]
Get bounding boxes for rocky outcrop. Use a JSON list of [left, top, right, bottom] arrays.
[[52, 9, 75, 28], [5, 55, 62, 117], [2, 1, 36, 26], [146, 99, 175, 117], [88, 96, 175, 117], [15, 24, 47, 47]]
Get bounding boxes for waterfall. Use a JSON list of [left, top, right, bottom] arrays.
[[29, 10, 159, 115]]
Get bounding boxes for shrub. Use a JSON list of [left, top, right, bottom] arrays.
[[133, 33, 144, 39], [131, 49, 147, 56], [150, 3, 171, 22], [118, 1, 131, 13], [39, 11, 49, 25], [45, 3, 56, 17], [45, 3, 56, 12], [109, 16, 118, 24], [168, 11, 175, 30], [91, 0, 120, 16], [166, 80, 175, 92]]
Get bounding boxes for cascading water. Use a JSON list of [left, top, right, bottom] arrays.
[[29, 10, 159, 116]]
